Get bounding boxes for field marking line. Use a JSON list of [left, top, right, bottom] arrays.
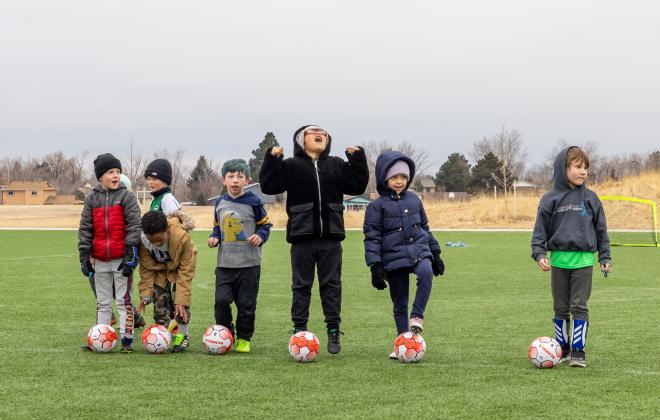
[[0, 254, 76, 261], [0, 227, 533, 232]]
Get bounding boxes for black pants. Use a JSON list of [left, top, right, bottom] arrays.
[[290, 238, 342, 331], [214, 266, 261, 341]]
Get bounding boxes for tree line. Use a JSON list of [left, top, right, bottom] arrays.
[[1, 129, 658, 204]]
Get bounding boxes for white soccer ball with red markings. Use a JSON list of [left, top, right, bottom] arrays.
[[288, 331, 320, 363], [528, 336, 562, 368], [202, 325, 234, 355], [141, 324, 171, 354], [394, 332, 426, 363], [87, 324, 118, 353]]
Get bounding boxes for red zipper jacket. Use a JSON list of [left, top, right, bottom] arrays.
[[78, 184, 142, 262]]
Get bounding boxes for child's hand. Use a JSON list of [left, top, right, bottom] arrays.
[[345, 146, 360, 154], [138, 297, 151, 314], [247, 234, 262, 247], [271, 147, 284, 157], [208, 237, 219, 248], [600, 261, 612, 276], [370, 263, 387, 290], [537, 258, 551, 272], [174, 304, 189, 324], [80, 259, 95, 279]]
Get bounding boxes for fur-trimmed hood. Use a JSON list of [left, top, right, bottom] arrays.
[[168, 210, 195, 232]]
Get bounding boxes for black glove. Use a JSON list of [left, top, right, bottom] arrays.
[[432, 253, 445, 276], [80, 258, 95, 278], [370, 263, 387, 290], [118, 245, 139, 277]]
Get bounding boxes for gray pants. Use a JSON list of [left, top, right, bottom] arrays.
[[94, 259, 133, 338], [551, 266, 593, 321]]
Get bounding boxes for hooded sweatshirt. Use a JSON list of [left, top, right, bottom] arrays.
[[363, 151, 441, 272], [210, 191, 272, 268], [531, 147, 611, 265], [259, 125, 369, 243]]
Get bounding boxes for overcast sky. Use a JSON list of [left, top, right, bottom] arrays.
[[1, 0, 658, 173]]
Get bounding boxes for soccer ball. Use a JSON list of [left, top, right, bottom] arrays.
[[288, 331, 320, 363], [202, 325, 234, 355], [87, 324, 117, 353], [141, 324, 171, 354], [394, 332, 426, 363], [528, 336, 563, 368]]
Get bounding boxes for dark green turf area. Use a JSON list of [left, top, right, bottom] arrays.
[[1, 230, 658, 419]]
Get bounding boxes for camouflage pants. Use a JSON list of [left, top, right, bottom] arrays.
[[153, 283, 191, 326]]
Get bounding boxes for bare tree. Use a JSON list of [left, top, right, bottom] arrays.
[[124, 138, 145, 187], [472, 127, 527, 217], [70, 151, 90, 189], [361, 140, 434, 197]]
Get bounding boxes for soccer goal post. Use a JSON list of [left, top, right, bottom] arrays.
[[599, 196, 659, 247]]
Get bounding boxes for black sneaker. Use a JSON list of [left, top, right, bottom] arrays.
[[81, 345, 93, 352], [291, 326, 307, 334], [569, 350, 586, 367], [120, 337, 134, 353], [560, 345, 571, 363], [327, 329, 343, 354]]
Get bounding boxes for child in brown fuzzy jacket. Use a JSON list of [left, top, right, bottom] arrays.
[[138, 210, 196, 353]]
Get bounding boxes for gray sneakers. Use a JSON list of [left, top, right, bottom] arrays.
[[569, 350, 586, 367]]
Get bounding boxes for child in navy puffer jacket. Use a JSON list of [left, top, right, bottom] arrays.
[[363, 151, 444, 357]]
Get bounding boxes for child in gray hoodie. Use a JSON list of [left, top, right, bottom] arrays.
[[531, 146, 612, 367]]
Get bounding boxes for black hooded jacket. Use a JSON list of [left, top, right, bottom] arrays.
[[531, 147, 611, 264], [259, 125, 369, 243]]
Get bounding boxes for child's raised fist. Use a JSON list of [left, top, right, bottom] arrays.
[[271, 147, 284, 157]]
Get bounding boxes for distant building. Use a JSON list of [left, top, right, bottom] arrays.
[[343, 196, 371, 211], [0, 181, 57, 205], [417, 176, 438, 193], [513, 180, 539, 196]]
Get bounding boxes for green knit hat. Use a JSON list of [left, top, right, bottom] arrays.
[[221, 159, 251, 178]]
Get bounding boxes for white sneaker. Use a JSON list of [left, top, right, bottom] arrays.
[[409, 317, 424, 333], [389, 351, 398, 360]]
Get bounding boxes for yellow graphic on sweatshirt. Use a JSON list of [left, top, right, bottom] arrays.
[[221, 212, 246, 242]]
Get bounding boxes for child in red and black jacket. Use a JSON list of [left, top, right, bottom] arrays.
[[78, 153, 142, 352]]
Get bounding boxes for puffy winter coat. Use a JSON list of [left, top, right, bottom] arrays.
[[363, 151, 441, 272], [78, 184, 141, 262], [259, 125, 369, 243], [138, 211, 197, 307]]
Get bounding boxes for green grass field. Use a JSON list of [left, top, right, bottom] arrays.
[[1, 230, 659, 419]]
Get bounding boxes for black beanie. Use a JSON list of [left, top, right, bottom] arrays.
[[144, 159, 173, 185], [93, 153, 122, 180]]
